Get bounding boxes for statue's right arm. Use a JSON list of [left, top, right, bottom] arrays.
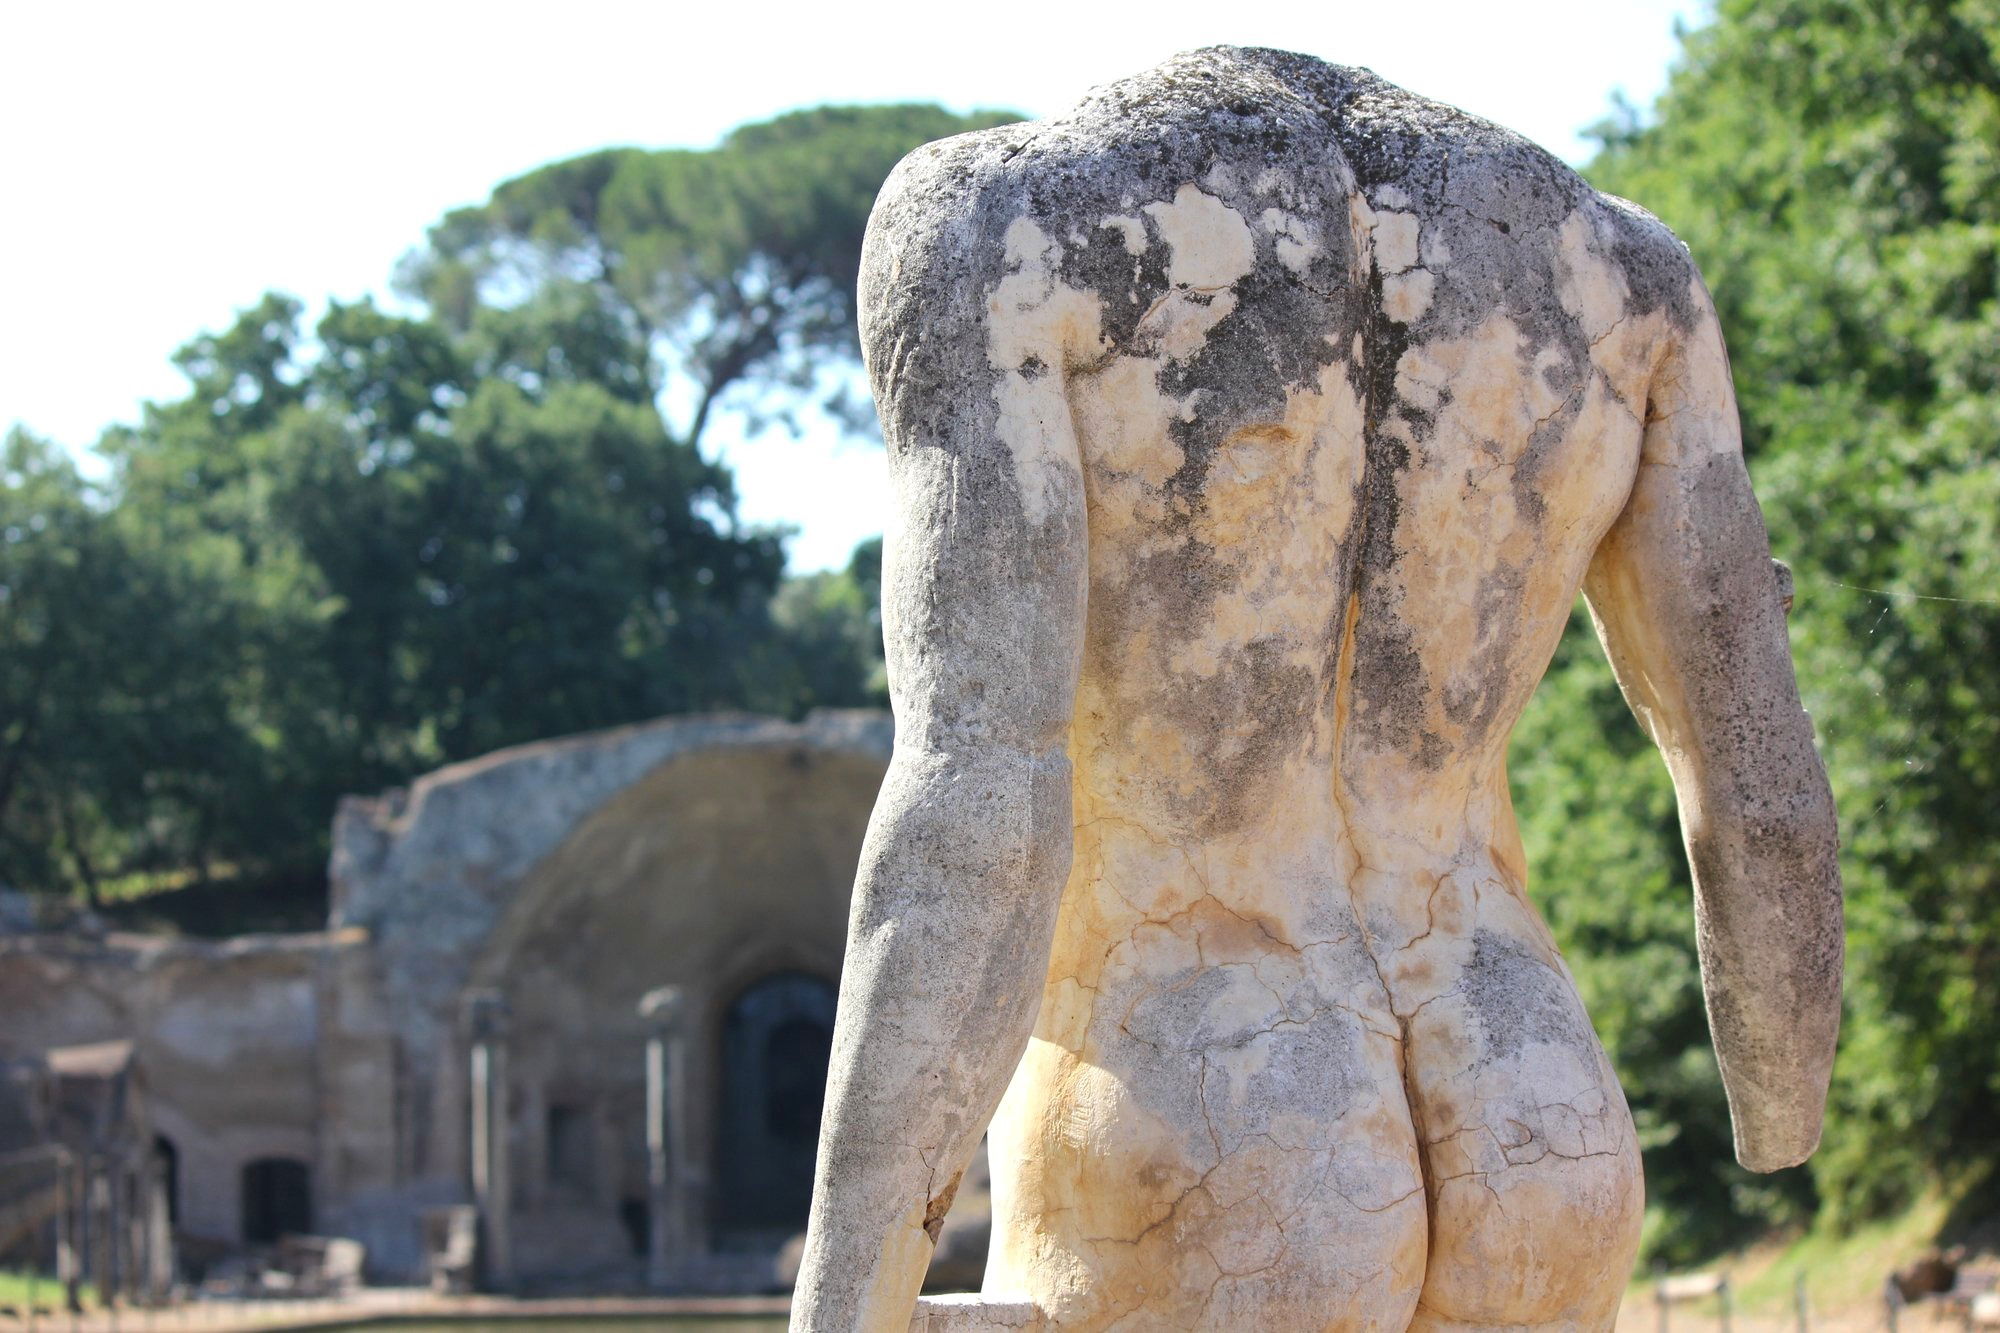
[[1582, 258, 1843, 1173], [790, 143, 1089, 1331]]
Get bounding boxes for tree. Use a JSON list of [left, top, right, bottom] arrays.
[[92, 292, 795, 890], [0, 429, 270, 902], [401, 104, 1020, 451]]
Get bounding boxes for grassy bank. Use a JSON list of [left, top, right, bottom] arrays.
[[1631, 1175, 2000, 1323], [0, 1268, 95, 1311]]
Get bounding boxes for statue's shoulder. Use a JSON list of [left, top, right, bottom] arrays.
[[869, 46, 1373, 237], [871, 124, 1026, 224], [863, 48, 1713, 351], [1588, 191, 1710, 329], [859, 48, 1368, 344]]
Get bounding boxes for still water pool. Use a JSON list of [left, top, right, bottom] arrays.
[[309, 1322, 786, 1332]]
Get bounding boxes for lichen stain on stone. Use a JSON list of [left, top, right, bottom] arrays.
[[1461, 929, 1596, 1063], [1097, 213, 1149, 257]]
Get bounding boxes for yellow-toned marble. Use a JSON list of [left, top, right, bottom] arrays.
[[795, 47, 1842, 1333]]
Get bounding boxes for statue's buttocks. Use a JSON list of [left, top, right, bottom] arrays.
[[796, 47, 1842, 1333]]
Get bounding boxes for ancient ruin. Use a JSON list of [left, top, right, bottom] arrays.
[[795, 47, 1844, 1331], [0, 710, 901, 1290]]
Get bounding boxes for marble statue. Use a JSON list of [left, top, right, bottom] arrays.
[[794, 47, 1844, 1332]]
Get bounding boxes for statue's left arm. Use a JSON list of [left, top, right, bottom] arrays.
[[1583, 255, 1843, 1173], [791, 146, 1089, 1331]]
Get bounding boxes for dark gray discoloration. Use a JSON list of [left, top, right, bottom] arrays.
[[1463, 930, 1599, 1064], [1121, 965, 1249, 1052], [1441, 561, 1529, 748], [1216, 1017, 1372, 1141]]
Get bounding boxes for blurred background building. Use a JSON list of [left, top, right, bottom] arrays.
[[0, 710, 918, 1290]]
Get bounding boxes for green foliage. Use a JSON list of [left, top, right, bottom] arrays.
[[64, 293, 799, 893], [769, 536, 888, 714], [0, 1268, 97, 1312], [1515, 0, 2000, 1261], [2, 104, 1007, 913], [403, 104, 1020, 444], [0, 428, 270, 902]]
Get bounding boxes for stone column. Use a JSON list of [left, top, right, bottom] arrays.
[[144, 1152, 174, 1303], [126, 1161, 148, 1306], [84, 1160, 112, 1307], [639, 986, 697, 1287], [463, 989, 514, 1292], [56, 1152, 80, 1314], [118, 1163, 140, 1305]]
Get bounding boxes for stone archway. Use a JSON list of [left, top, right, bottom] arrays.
[[321, 711, 890, 1282], [446, 721, 887, 1281]]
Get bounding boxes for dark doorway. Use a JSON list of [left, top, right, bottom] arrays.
[[618, 1195, 649, 1258], [240, 1157, 311, 1243], [545, 1102, 595, 1198], [714, 972, 835, 1244], [153, 1135, 179, 1224]]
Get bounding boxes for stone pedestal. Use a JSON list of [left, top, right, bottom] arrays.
[[911, 1295, 1043, 1331]]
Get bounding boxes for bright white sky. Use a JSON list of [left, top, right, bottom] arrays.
[[1, 0, 1703, 572]]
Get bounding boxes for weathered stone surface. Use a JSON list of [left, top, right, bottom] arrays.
[[795, 46, 1842, 1331]]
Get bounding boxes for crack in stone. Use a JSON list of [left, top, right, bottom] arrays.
[[1394, 870, 1450, 954]]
